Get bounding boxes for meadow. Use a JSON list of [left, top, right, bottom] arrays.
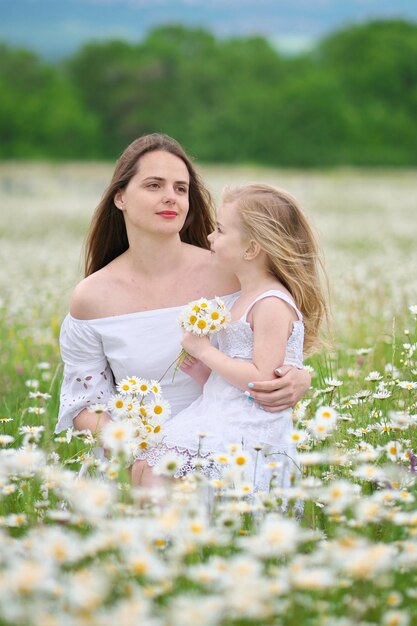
[[0, 163, 416, 626]]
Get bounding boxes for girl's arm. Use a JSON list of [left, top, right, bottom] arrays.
[[179, 355, 211, 386], [181, 297, 294, 392]]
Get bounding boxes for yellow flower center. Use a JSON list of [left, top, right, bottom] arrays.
[[114, 429, 125, 440], [197, 320, 207, 329], [191, 522, 203, 533], [115, 400, 124, 409], [236, 456, 246, 465], [154, 405, 163, 415], [132, 561, 147, 576]]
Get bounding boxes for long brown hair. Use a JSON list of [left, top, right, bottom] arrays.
[[84, 134, 215, 276], [223, 183, 329, 354]]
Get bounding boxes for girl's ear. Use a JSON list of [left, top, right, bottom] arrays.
[[243, 239, 262, 260], [114, 190, 125, 211]]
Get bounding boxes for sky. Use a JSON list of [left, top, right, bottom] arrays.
[[1, 0, 417, 59]]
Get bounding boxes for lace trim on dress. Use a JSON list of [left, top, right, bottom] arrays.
[[137, 444, 222, 479]]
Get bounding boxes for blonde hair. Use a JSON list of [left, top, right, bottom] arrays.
[[222, 183, 329, 354]]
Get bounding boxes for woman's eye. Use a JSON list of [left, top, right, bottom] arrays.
[[147, 182, 159, 189], [217, 226, 222, 233], [176, 186, 187, 194]]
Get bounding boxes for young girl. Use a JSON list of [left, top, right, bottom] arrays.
[[134, 183, 328, 492]]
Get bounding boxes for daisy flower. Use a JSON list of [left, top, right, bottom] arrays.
[[153, 452, 184, 476], [124, 397, 142, 419], [88, 403, 108, 414], [136, 378, 152, 397], [233, 451, 250, 466], [324, 377, 343, 387], [382, 610, 410, 626], [315, 405, 338, 429], [28, 391, 52, 399], [0, 435, 14, 446], [27, 407, 46, 415], [290, 430, 307, 445], [101, 420, 135, 455], [365, 371, 383, 381], [181, 312, 199, 332], [397, 381, 417, 390], [309, 422, 330, 440], [144, 397, 171, 420], [386, 440, 403, 461], [116, 378, 136, 394], [213, 453, 230, 465], [25, 379, 39, 389], [150, 380, 162, 395], [373, 389, 392, 400], [107, 394, 130, 418]]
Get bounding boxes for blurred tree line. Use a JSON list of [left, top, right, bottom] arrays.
[[1, 19, 417, 165]]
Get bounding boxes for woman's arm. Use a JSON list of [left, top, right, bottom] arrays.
[[73, 408, 112, 434], [181, 297, 293, 392]]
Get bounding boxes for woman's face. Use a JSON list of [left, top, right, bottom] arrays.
[[114, 150, 190, 237]]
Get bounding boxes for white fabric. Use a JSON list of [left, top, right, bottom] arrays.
[[139, 290, 304, 492], [56, 292, 240, 433]]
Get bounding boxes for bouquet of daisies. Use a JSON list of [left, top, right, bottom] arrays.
[[174, 296, 231, 373], [101, 376, 171, 461], [179, 296, 231, 335]]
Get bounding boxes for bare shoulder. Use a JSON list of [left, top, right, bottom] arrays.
[[250, 291, 298, 330], [70, 267, 115, 320]]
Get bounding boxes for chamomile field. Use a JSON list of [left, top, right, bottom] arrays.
[[0, 163, 416, 626]]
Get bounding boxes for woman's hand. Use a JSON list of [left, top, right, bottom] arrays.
[[246, 366, 311, 412], [181, 332, 211, 360], [179, 355, 211, 386]]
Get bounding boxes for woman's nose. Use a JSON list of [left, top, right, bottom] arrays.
[[163, 187, 176, 203]]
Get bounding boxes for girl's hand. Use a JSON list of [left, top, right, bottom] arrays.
[[246, 366, 311, 412], [181, 332, 211, 360], [179, 355, 211, 386]]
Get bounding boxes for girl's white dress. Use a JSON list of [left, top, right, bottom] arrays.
[[56, 293, 240, 434], [139, 290, 304, 493]]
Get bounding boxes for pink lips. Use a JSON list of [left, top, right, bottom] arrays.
[[157, 211, 177, 219]]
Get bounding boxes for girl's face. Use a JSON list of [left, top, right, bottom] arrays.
[[114, 150, 190, 237], [208, 201, 248, 270]]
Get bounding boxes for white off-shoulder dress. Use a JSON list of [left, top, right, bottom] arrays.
[[56, 292, 240, 434], [138, 290, 304, 493]]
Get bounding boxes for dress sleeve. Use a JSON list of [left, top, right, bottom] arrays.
[[55, 315, 115, 433]]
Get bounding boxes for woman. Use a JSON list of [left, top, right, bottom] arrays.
[[56, 133, 310, 439]]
